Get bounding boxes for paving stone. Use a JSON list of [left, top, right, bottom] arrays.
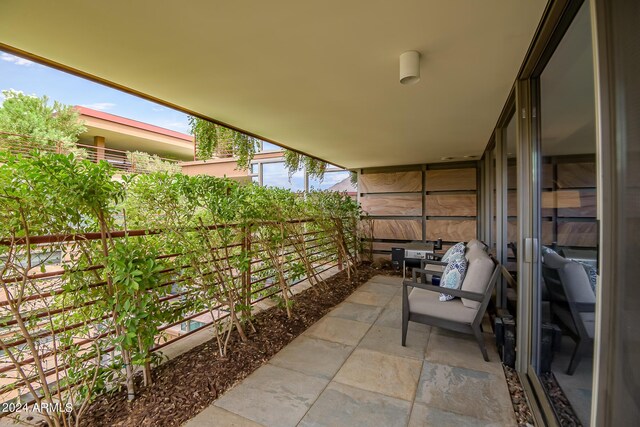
[[369, 275, 403, 286], [298, 382, 411, 427], [374, 297, 430, 332], [415, 361, 516, 424], [358, 281, 399, 295], [185, 405, 265, 427], [425, 331, 502, 375], [408, 403, 506, 427], [214, 364, 328, 427], [268, 335, 353, 379], [333, 348, 422, 401], [303, 316, 371, 346], [327, 301, 383, 324], [360, 324, 428, 360], [345, 290, 394, 307]]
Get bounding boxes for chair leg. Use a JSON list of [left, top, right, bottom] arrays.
[[402, 317, 408, 347], [402, 287, 408, 347], [567, 339, 586, 375], [472, 325, 489, 362]]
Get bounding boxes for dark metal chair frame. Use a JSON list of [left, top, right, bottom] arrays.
[[542, 261, 595, 375], [402, 258, 501, 361]]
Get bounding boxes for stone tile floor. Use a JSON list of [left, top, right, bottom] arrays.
[[185, 275, 516, 427]]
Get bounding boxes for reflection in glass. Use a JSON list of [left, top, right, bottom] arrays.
[[260, 141, 281, 152], [262, 162, 304, 191], [309, 171, 352, 191], [535, 3, 596, 425]]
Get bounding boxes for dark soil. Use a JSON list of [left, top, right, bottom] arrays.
[[503, 365, 535, 426], [79, 264, 387, 427], [540, 372, 583, 426]]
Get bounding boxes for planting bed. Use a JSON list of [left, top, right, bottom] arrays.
[[79, 264, 386, 427]]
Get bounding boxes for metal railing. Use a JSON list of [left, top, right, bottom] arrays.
[[0, 131, 180, 174]]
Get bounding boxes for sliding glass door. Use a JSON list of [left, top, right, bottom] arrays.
[[529, 2, 598, 424]]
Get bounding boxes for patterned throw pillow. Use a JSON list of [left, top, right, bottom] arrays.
[[442, 242, 465, 263], [577, 261, 597, 294], [439, 255, 468, 301]]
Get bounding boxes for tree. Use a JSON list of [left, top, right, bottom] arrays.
[[189, 116, 259, 169], [0, 90, 86, 151]]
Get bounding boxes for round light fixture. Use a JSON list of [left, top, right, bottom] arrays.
[[400, 51, 421, 85]]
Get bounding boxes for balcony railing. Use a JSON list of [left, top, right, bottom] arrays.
[[0, 131, 180, 174], [0, 219, 342, 406]]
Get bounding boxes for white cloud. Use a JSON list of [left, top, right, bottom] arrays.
[[152, 106, 166, 112], [80, 102, 116, 111], [154, 120, 191, 133], [1, 53, 36, 67]]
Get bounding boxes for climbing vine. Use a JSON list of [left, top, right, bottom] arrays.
[[0, 150, 360, 422], [189, 116, 259, 170]]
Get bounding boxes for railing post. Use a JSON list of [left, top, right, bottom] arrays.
[[242, 223, 252, 314]]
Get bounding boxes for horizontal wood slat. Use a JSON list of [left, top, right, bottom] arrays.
[[542, 163, 554, 189], [426, 194, 477, 217], [558, 222, 598, 247], [372, 219, 422, 240], [360, 194, 422, 216], [557, 162, 596, 188], [557, 189, 597, 217], [360, 171, 422, 193], [425, 220, 476, 242], [426, 168, 476, 191], [542, 221, 554, 245]]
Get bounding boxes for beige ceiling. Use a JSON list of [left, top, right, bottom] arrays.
[[0, 0, 547, 169]]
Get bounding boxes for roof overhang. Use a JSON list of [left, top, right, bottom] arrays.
[[0, 1, 547, 169], [76, 107, 194, 160]]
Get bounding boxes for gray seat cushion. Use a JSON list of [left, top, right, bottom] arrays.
[[408, 288, 477, 324]]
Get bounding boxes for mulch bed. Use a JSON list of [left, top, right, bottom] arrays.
[[503, 365, 535, 426], [78, 263, 387, 427], [540, 372, 583, 426]]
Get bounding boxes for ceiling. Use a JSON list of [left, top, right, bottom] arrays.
[[0, 0, 547, 169]]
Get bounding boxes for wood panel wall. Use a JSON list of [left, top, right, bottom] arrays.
[[359, 162, 478, 259], [543, 156, 597, 248]]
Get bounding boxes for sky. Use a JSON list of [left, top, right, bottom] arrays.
[[0, 50, 351, 189], [0, 50, 191, 134]]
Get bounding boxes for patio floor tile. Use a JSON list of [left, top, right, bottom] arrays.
[[185, 405, 265, 427], [425, 331, 503, 375], [298, 382, 411, 427], [375, 297, 430, 332], [326, 301, 383, 324], [369, 275, 403, 286], [333, 348, 422, 401], [408, 403, 507, 427], [303, 316, 371, 346], [345, 290, 394, 307], [190, 276, 517, 427], [415, 361, 516, 424], [359, 324, 429, 360], [214, 364, 328, 427], [358, 280, 399, 295], [268, 335, 353, 380]]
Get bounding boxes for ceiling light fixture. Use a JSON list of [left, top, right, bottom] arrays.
[[400, 51, 421, 85]]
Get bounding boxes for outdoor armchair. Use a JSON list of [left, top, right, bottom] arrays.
[[402, 252, 501, 361]]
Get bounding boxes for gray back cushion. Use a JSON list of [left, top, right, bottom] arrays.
[[460, 247, 495, 309], [543, 251, 595, 304]]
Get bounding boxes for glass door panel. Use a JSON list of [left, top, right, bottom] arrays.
[[532, 3, 597, 424]]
